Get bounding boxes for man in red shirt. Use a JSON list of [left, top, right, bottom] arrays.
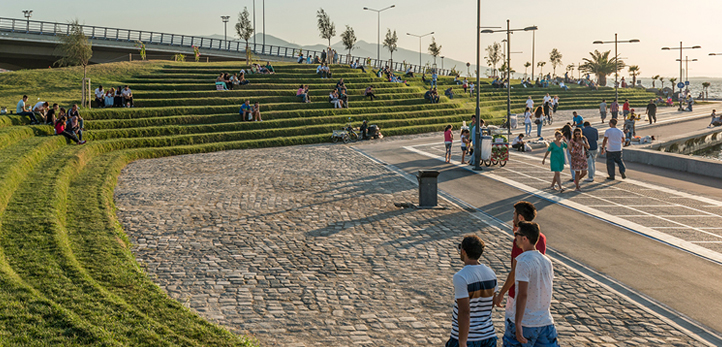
[[493, 201, 547, 308], [622, 99, 630, 118]]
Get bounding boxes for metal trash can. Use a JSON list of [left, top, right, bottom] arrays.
[[416, 170, 440, 207]]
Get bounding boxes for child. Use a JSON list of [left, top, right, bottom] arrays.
[[460, 129, 470, 164]]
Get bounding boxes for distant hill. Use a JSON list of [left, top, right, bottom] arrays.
[[204, 33, 477, 75]]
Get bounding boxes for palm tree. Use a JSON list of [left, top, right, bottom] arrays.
[[549, 48, 563, 77], [702, 82, 711, 101], [668, 77, 676, 95], [628, 65, 640, 87], [579, 50, 624, 87], [536, 61, 546, 78], [566, 63, 575, 76], [523, 62, 531, 78], [660, 77, 666, 89], [651, 75, 660, 88]]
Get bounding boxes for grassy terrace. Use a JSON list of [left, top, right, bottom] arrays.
[[0, 61, 657, 345]]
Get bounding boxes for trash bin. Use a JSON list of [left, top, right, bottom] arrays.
[[416, 170, 440, 207], [480, 136, 493, 161], [510, 114, 518, 129]]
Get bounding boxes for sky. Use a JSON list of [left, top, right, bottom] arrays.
[[4, 0, 722, 78]]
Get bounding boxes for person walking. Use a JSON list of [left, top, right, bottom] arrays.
[[645, 99, 657, 124], [541, 131, 567, 192], [502, 221, 559, 347], [523, 107, 532, 136], [610, 99, 619, 120], [622, 99, 630, 118], [534, 106, 544, 138], [601, 119, 626, 180], [569, 128, 590, 191], [525, 96, 534, 112], [599, 99, 607, 123], [444, 125, 454, 163], [447, 234, 498, 347], [561, 124, 575, 182], [581, 121, 599, 182]]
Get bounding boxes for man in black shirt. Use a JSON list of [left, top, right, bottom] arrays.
[[645, 99, 657, 124]]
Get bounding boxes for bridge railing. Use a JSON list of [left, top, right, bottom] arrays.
[[0, 17, 452, 76]]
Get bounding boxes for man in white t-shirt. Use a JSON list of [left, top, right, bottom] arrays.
[[503, 221, 559, 347], [447, 234, 498, 347], [601, 118, 626, 180], [16, 95, 40, 124], [525, 96, 534, 111], [32, 101, 49, 123], [94, 85, 105, 108], [542, 93, 551, 104]]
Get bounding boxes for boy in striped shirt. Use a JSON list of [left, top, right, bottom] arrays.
[[447, 235, 498, 347]]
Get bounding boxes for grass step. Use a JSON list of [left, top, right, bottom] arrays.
[[129, 81, 409, 91], [135, 92, 424, 108], [132, 85, 420, 99]]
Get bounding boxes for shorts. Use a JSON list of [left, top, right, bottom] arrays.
[[461, 146, 468, 152], [503, 319, 559, 347]]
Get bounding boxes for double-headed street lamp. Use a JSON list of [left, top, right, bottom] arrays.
[[675, 56, 698, 90], [593, 34, 640, 101], [662, 42, 700, 110], [482, 20, 537, 139], [364, 5, 396, 68], [22, 10, 32, 31], [406, 31, 434, 71]]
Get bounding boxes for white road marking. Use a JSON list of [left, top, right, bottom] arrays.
[[403, 144, 722, 265]]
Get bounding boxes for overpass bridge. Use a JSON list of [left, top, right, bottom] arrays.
[[0, 17, 448, 74]]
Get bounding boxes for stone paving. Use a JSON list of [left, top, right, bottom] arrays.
[[115, 145, 704, 346]]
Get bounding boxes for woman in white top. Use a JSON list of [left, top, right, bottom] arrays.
[[523, 107, 533, 136], [330, 90, 343, 108]]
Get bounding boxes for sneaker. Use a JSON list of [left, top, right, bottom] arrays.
[[78, 140, 86, 145], [584, 178, 594, 182], [568, 179, 575, 182], [606, 177, 615, 180], [621, 172, 626, 179]]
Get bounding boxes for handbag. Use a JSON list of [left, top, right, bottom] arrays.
[[534, 118, 541, 125]]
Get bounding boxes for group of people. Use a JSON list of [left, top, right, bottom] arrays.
[[329, 79, 349, 108], [297, 47, 339, 65], [238, 100, 262, 121], [377, 66, 410, 86], [16, 95, 86, 145], [425, 88, 441, 103], [216, 71, 249, 90], [523, 94, 559, 137], [250, 62, 275, 74], [316, 63, 332, 79], [94, 85, 134, 108], [448, 201, 558, 347]]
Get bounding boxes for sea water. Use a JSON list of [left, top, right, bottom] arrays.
[[635, 77, 722, 100]]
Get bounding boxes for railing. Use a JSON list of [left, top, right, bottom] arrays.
[[0, 17, 452, 75]]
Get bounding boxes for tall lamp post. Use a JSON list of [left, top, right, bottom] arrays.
[[441, 56, 444, 71], [675, 56, 698, 91], [662, 42, 701, 110], [22, 10, 33, 32], [593, 34, 640, 101], [364, 5, 396, 68], [221, 16, 230, 50], [406, 31, 434, 71], [482, 20, 537, 139], [531, 28, 535, 81]]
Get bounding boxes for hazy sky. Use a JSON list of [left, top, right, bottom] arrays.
[[5, 0, 722, 78]]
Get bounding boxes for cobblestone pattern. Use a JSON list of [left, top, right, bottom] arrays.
[[115, 145, 702, 346]]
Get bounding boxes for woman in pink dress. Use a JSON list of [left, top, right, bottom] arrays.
[[569, 127, 590, 191], [444, 125, 453, 163]]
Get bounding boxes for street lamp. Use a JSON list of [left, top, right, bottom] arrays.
[[364, 5, 396, 68], [482, 20, 538, 139], [22, 10, 32, 32], [593, 34, 640, 101], [221, 16, 230, 49], [441, 56, 444, 71], [662, 42, 701, 110], [406, 31, 434, 71], [675, 56, 698, 91]]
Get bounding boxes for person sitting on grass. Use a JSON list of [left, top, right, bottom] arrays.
[[67, 104, 85, 142], [313, 55, 321, 64], [239, 100, 253, 121], [365, 85, 375, 101], [94, 85, 105, 108], [264, 62, 275, 74], [336, 78, 346, 93], [351, 59, 366, 73], [329, 90, 344, 109], [222, 73, 233, 90], [17, 95, 40, 124], [405, 66, 414, 78], [122, 85, 134, 107], [55, 111, 86, 145], [238, 73, 250, 86], [45, 103, 59, 125], [216, 73, 228, 90], [445, 87, 454, 99], [105, 88, 115, 107], [424, 88, 440, 104], [324, 64, 332, 79], [339, 88, 349, 108], [297, 53, 304, 64], [252, 102, 262, 122], [511, 134, 526, 151], [296, 85, 309, 103], [230, 73, 240, 87], [32, 101, 49, 124], [316, 63, 325, 78]]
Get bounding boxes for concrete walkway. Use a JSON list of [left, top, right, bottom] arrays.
[[115, 145, 710, 346]]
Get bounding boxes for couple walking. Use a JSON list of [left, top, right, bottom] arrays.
[[447, 201, 558, 347]]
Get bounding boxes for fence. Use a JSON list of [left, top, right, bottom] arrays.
[[0, 17, 452, 75]]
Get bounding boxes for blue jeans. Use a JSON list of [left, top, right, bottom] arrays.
[[446, 336, 497, 347], [503, 320, 559, 347], [432, 79, 437, 88], [566, 149, 575, 180], [525, 123, 532, 135], [536, 122, 542, 137], [586, 149, 598, 179], [18, 111, 38, 123]]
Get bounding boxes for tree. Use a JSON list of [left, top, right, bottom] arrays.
[[651, 75, 660, 88], [668, 77, 675, 95], [703, 82, 711, 101], [566, 63, 575, 76], [536, 61, 546, 78], [549, 48, 563, 77], [523, 62, 531, 78], [660, 77, 666, 89], [340, 25, 357, 59], [55, 19, 93, 108], [235, 7, 254, 62], [316, 8, 336, 47], [428, 37, 442, 66], [578, 50, 624, 87], [485, 42, 503, 77], [628, 65, 640, 87], [382, 29, 398, 65]]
